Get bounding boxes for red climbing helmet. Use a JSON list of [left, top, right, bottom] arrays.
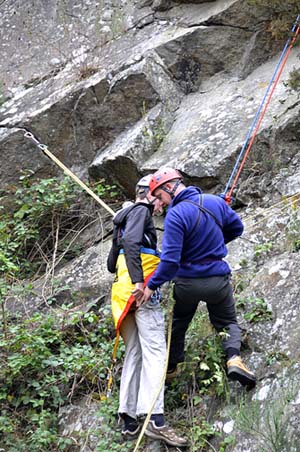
[[149, 168, 183, 196]]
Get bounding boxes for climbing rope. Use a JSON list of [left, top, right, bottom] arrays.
[[242, 193, 300, 221], [242, 193, 300, 233], [0, 126, 115, 216], [1, 15, 300, 445], [222, 14, 300, 204], [103, 332, 120, 400], [24, 129, 115, 216]]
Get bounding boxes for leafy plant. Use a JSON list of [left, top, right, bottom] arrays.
[[189, 419, 218, 452], [0, 173, 84, 279], [219, 434, 235, 452], [254, 241, 273, 258], [0, 304, 122, 451], [266, 350, 289, 366], [91, 179, 121, 201], [237, 296, 272, 323], [286, 68, 300, 92], [0, 173, 121, 287], [96, 396, 132, 452]]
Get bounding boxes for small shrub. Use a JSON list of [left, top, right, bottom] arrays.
[[246, 0, 300, 40], [0, 81, 7, 106], [77, 63, 98, 80], [287, 68, 300, 92], [254, 241, 273, 258], [0, 305, 122, 451], [285, 199, 300, 252], [96, 396, 132, 452], [266, 350, 289, 366], [237, 296, 272, 323]]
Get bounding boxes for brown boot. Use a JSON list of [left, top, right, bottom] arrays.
[[166, 364, 179, 381], [145, 420, 188, 447], [227, 355, 256, 388]]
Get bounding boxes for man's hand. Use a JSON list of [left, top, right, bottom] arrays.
[[131, 282, 144, 304], [139, 286, 154, 306]]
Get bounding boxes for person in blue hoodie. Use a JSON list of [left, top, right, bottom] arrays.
[[140, 168, 256, 388]]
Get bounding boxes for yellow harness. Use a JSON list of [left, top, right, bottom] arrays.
[[111, 248, 160, 332], [105, 248, 160, 398]]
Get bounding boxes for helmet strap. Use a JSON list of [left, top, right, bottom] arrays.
[[161, 179, 182, 199]]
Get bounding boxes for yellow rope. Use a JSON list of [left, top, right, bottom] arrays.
[[103, 332, 120, 400], [243, 194, 300, 233], [41, 145, 115, 216], [242, 193, 299, 225], [21, 130, 115, 216]]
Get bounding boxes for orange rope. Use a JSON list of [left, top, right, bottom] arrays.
[[226, 21, 300, 203]]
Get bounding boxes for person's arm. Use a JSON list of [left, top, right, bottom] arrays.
[[147, 209, 184, 291], [122, 206, 148, 284], [222, 203, 244, 243]]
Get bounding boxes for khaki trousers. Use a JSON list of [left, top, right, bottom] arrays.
[[118, 299, 166, 418]]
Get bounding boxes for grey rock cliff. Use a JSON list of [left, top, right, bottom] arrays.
[[1, 1, 300, 451]]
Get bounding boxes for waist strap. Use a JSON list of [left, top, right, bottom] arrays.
[[182, 257, 223, 266], [119, 247, 160, 257]]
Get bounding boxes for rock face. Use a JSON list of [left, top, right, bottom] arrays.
[[1, 1, 300, 451]]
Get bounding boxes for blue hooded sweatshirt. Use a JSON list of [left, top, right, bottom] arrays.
[[147, 186, 243, 290]]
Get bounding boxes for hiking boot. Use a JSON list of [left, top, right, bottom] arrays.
[[166, 365, 179, 381], [166, 364, 180, 381], [227, 355, 256, 388], [145, 420, 188, 447], [120, 416, 140, 439]]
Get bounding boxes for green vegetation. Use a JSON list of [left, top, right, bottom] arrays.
[[266, 350, 289, 366], [0, 173, 124, 450], [285, 198, 300, 251], [286, 68, 300, 92], [0, 298, 232, 451], [219, 435, 235, 452], [235, 379, 300, 452], [237, 296, 272, 323], [164, 308, 229, 451], [0, 305, 124, 451], [254, 241, 273, 259], [0, 173, 82, 280], [247, 0, 300, 40], [0, 81, 6, 106], [0, 172, 119, 282], [96, 397, 132, 452], [141, 101, 167, 151]]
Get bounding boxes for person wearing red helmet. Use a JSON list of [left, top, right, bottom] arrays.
[[107, 174, 187, 447], [141, 167, 256, 388]]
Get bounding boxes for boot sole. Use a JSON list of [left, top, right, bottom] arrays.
[[121, 426, 141, 440], [228, 366, 256, 388], [145, 429, 188, 447]]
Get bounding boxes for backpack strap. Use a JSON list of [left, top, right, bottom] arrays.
[[181, 195, 223, 233]]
